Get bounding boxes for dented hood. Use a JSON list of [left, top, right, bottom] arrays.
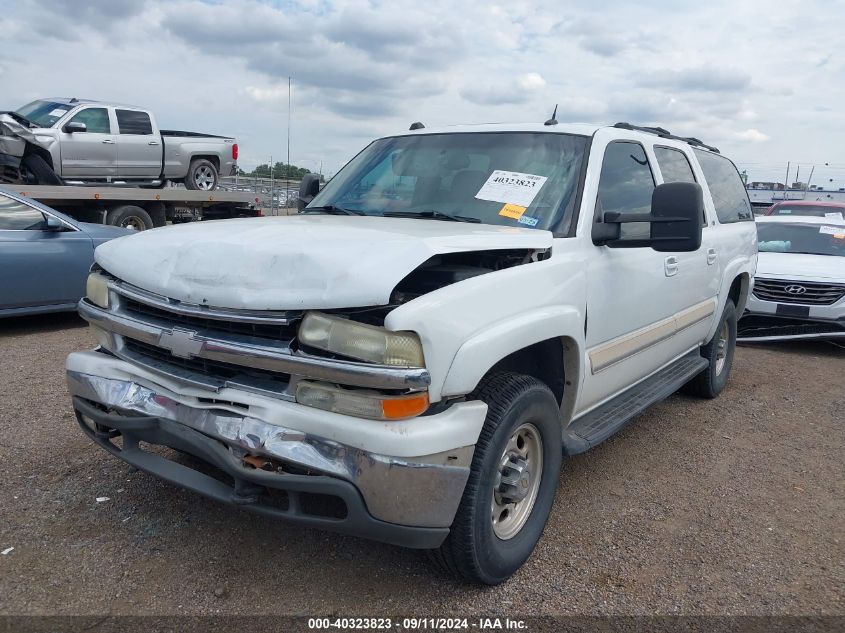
[[94, 215, 552, 309]]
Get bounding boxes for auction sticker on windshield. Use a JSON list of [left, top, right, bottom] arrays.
[[819, 225, 845, 238], [475, 170, 547, 208]]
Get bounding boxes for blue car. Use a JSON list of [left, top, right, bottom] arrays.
[[0, 186, 132, 317]]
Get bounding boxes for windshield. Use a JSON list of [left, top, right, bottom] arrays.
[[308, 132, 588, 231], [15, 100, 73, 128], [770, 204, 845, 218], [757, 222, 845, 257]]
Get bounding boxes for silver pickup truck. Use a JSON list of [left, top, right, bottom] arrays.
[[0, 98, 238, 190]]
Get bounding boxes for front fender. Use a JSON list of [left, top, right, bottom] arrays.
[[441, 305, 584, 399]]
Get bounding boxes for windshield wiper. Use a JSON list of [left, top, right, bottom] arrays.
[[383, 210, 481, 223], [302, 205, 365, 216]]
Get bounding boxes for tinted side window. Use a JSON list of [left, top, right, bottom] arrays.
[[116, 110, 153, 135], [655, 146, 705, 225], [0, 194, 47, 230], [596, 141, 655, 239], [654, 147, 696, 184], [67, 107, 110, 134], [694, 149, 753, 223]]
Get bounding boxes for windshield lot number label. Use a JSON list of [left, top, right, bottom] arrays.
[[476, 170, 548, 207]]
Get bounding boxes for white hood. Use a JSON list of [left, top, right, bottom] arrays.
[[95, 215, 552, 310], [757, 251, 845, 283]]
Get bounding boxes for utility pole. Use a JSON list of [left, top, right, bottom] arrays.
[[287, 76, 291, 206], [269, 154, 274, 211]]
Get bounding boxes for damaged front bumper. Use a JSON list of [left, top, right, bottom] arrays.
[[67, 359, 483, 548]]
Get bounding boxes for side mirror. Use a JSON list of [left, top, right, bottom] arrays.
[[594, 182, 704, 252], [64, 121, 87, 133], [44, 215, 64, 231], [296, 173, 321, 212]]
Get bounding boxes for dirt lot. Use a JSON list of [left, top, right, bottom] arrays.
[[0, 313, 842, 617]]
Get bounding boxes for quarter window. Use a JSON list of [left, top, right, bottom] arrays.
[[694, 149, 753, 223], [596, 142, 655, 239], [116, 110, 153, 135], [67, 108, 110, 134], [0, 194, 47, 230]]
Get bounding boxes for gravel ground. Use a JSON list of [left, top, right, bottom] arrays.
[[0, 313, 842, 617]]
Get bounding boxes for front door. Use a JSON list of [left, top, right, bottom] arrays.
[[58, 106, 117, 178], [115, 109, 162, 178], [580, 140, 704, 412], [0, 193, 93, 311]]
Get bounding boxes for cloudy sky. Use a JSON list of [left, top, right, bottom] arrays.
[[1, 0, 843, 186]]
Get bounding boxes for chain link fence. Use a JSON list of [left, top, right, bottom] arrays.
[[219, 175, 302, 215]]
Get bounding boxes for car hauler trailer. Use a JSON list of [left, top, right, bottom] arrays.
[[1, 184, 260, 230]]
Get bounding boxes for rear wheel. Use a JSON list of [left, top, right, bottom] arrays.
[[106, 205, 154, 231], [184, 159, 218, 191], [430, 372, 562, 585], [684, 299, 737, 398]]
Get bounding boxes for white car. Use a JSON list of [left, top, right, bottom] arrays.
[[66, 121, 757, 584], [740, 215, 845, 341]]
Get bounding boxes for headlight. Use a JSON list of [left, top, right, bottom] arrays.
[[85, 272, 109, 309], [298, 312, 425, 367], [296, 381, 429, 420]]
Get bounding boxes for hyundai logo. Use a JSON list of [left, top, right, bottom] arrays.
[[784, 285, 807, 295]]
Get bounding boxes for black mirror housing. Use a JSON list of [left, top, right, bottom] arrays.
[[64, 121, 87, 133], [297, 173, 322, 212], [594, 182, 704, 252], [649, 182, 704, 252]]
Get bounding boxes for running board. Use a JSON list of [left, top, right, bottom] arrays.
[[563, 351, 708, 455]]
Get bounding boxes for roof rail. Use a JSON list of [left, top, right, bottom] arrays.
[[612, 122, 720, 154]]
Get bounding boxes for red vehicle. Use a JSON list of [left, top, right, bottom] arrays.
[[766, 200, 845, 218]]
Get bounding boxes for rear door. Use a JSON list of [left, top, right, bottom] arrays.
[[58, 106, 117, 178], [115, 109, 162, 178], [652, 145, 719, 350], [0, 193, 93, 311]]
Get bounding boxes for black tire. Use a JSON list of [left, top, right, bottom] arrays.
[[430, 372, 562, 585], [22, 153, 63, 185], [683, 299, 737, 398], [106, 205, 154, 231], [184, 159, 218, 191]]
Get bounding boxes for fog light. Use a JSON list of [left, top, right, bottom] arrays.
[[295, 381, 429, 420], [85, 272, 109, 309]]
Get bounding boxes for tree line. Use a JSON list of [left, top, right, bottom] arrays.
[[237, 162, 321, 181]]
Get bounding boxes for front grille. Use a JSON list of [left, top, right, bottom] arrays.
[[752, 278, 845, 306], [121, 297, 301, 340], [123, 338, 291, 389]]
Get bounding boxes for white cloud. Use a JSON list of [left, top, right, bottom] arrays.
[[1, 0, 842, 184], [736, 128, 770, 143]]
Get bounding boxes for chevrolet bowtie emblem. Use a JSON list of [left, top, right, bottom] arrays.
[[159, 328, 204, 359]]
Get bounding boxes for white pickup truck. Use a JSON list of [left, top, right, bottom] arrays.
[[66, 121, 757, 584], [1, 98, 237, 190]]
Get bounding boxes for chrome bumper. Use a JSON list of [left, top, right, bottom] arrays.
[[67, 370, 471, 529]]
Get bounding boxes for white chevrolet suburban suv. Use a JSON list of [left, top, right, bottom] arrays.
[[66, 121, 757, 584]]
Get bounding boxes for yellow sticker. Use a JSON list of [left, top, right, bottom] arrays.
[[499, 203, 526, 219]]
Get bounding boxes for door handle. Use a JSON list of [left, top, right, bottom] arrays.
[[707, 248, 717, 265], [101, 139, 115, 144], [148, 141, 160, 146], [664, 256, 679, 277]]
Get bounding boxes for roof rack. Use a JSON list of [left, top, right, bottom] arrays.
[[613, 122, 720, 154]]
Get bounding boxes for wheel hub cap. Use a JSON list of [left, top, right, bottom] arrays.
[[491, 423, 543, 540]]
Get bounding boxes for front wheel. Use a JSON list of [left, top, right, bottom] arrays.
[[683, 298, 737, 398], [430, 372, 562, 585], [184, 159, 218, 191]]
